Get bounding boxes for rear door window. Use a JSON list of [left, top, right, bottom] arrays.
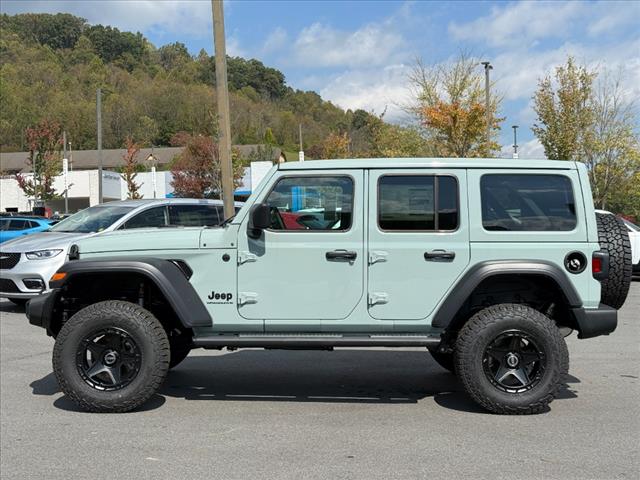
[[378, 175, 459, 231], [122, 207, 167, 229], [168, 205, 220, 227], [8, 220, 28, 230], [481, 174, 576, 231]]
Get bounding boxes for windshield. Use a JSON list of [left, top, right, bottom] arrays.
[[0, 219, 9, 231], [50, 205, 135, 233]]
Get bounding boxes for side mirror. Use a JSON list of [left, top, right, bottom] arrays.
[[248, 203, 271, 238]]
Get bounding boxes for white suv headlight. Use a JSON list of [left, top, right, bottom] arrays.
[[25, 249, 63, 260]]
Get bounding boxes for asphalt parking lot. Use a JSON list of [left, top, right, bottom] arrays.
[[1, 283, 638, 480]]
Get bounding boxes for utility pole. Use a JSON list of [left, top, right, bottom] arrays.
[[97, 88, 103, 204], [63, 130, 69, 213], [298, 123, 304, 162], [512, 125, 519, 159], [212, 0, 234, 220], [481, 61, 493, 151]]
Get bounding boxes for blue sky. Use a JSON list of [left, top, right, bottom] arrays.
[[3, 0, 640, 157]]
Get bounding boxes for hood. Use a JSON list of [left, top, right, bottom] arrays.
[[0, 231, 91, 252]]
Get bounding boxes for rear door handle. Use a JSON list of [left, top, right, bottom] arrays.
[[424, 250, 455, 261], [326, 250, 357, 262]]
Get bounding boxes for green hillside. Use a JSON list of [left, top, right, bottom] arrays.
[[1, 12, 420, 157]]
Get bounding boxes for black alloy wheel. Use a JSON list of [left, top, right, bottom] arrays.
[[482, 330, 546, 394], [76, 327, 142, 391]]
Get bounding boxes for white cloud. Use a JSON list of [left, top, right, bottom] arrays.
[[448, 1, 583, 48], [518, 138, 546, 159], [262, 27, 288, 54], [292, 22, 406, 68], [493, 37, 640, 102], [319, 64, 412, 122], [3, 0, 213, 37]]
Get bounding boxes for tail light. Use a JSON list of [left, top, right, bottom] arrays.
[[592, 251, 609, 280]]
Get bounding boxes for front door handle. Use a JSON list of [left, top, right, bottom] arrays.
[[326, 250, 357, 262], [424, 249, 455, 261]]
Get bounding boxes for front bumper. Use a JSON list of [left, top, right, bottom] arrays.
[[26, 289, 59, 336], [0, 256, 64, 299], [572, 304, 618, 339]]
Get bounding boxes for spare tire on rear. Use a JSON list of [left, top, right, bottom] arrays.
[[596, 212, 632, 309]]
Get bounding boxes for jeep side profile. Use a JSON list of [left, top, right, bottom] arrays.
[[26, 158, 632, 414]]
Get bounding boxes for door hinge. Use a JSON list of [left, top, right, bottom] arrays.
[[368, 250, 388, 265], [238, 292, 258, 306], [368, 292, 389, 306], [238, 251, 257, 265]]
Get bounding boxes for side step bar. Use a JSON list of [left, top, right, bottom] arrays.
[[193, 334, 441, 349]]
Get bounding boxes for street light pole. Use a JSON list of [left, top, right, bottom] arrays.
[[512, 125, 519, 159], [212, 0, 234, 220], [481, 61, 493, 151], [63, 130, 69, 213], [97, 88, 103, 204]]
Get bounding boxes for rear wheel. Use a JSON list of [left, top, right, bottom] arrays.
[[455, 304, 568, 415], [53, 300, 170, 413], [596, 212, 632, 309]]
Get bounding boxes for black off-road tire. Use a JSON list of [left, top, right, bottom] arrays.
[[52, 300, 170, 413], [427, 347, 455, 374], [596, 212, 632, 309], [8, 298, 28, 306], [455, 304, 569, 415]]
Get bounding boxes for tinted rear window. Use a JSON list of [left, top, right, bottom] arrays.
[[481, 174, 576, 231]]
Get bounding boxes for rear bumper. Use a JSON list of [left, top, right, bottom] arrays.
[[572, 304, 617, 339], [26, 289, 59, 336], [633, 261, 640, 274]]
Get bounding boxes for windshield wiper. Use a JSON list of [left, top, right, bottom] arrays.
[[217, 215, 236, 227]]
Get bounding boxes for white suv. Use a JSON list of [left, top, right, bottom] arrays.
[[0, 198, 242, 304]]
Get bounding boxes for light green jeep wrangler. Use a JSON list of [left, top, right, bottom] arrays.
[[27, 158, 632, 414]]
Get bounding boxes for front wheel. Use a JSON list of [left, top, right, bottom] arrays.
[[455, 304, 569, 415], [52, 300, 170, 413]]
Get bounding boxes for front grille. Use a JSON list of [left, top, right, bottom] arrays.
[[0, 278, 20, 293], [0, 252, 21, 270]]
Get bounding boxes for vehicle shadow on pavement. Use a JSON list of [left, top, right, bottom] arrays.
[[29, 350, 580, 414], [29, 374, 166, 413], [0, 302, 25, 314], [159, 350, 580, 414]]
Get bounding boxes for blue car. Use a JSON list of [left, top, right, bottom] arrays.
[[0, 217, 53, 243]]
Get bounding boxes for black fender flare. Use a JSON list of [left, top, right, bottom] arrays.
[[431, 260, 582, 329], [49, 257, 212, 328]]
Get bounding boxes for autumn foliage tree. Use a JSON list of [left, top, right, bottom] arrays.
[[15, 119, 62, 203], [408, 54, 503, 157], [120, 136, 142, 199], [170, 134, 243, 199], [532, 58, 640, 215]]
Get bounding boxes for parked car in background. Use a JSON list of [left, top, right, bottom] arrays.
[[622, 218, 640, 274], [0, 199, 242, 305], [0, 217, 53, 244]]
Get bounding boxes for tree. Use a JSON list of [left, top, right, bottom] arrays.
[[320, 132, 350, 159], [365, 114, 432, 158], [408, 53, 503, 157], [532, 57, 596, 161], [170, 135, 243, 198], [532, 59, 640, 216], [15, 120, 62, 204], [584, 74, 640, 213], [120, 137, 142, 199]]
